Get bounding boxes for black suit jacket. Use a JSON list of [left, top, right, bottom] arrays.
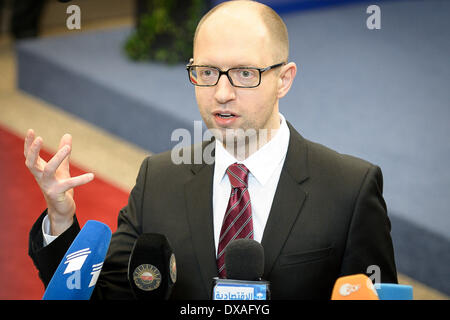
[[29, 123, 397, 299]]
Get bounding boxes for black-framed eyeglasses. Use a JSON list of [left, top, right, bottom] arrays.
[[186, 59, 286, 88]]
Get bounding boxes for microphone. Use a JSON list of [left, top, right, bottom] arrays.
[[127, 233, 177, 300], [331, 274, 379, 300], [375, 283, 413, 300], [213, 239, 270, 300], [42, 220, 112, 300], [225, 239, 264, 280]]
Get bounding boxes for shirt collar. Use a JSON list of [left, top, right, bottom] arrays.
[[214, 113, 290, 187]]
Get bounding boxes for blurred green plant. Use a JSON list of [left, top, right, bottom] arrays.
[[124, 0, 208, 64]]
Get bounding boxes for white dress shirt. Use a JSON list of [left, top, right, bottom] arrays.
[[42, 215, 58, 246], [43, 113, 291, 250], [212, 113, 290, 254]]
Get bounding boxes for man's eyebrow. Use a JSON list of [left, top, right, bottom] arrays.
[[231, 63, 261, 68], [195, 62, 261, 68]]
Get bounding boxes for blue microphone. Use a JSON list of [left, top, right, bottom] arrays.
[[375, 283, 413, 300], [42, 220, 112, 300]]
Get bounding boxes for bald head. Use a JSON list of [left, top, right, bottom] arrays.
[[193, 0, 289, 63]]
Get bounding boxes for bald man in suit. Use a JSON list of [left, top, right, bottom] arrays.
[[26, 0, 397, 299]]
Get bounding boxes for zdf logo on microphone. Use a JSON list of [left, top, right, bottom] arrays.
[[339, 283, 361, 296], [338, 278, 378, 297]]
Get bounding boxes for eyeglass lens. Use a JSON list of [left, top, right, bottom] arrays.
[[189, 66, 260, 87]]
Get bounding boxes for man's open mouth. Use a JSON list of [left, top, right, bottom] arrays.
[[217, 113, 234, 118], [215, 112, 237, 119]]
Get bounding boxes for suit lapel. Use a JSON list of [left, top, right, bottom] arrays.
[[184, 141, 218, 296], [261, 122, 310, 278]]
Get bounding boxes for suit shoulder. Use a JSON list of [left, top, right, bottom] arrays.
[[301, 138, 383, 196], [300, 137, 384, 211], [305, 138, 376, 175]]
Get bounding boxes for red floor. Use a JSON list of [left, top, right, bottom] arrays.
[[0, 125, 129, 299]]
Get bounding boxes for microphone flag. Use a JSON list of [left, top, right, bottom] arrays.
[[375, 283, 413, 300], [331, 274, 379, 300], [42, 220, 112, 300]]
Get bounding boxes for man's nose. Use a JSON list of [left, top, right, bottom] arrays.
[[214, 74, 236, 104]]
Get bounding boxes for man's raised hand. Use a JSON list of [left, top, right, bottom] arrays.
[[24, 129, 94, 236]]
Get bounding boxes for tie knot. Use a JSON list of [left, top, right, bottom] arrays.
[[227, 163, 249, 189]]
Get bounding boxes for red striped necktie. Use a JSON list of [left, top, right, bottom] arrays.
[[216, 163, 254, 278]]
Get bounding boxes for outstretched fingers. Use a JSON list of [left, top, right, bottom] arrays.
[[57, 133, 72, 174], [43, 145, 71, 179], [59, 173, 95, 192], [24, 129, 35, 158], [25, 135, 45, 176]]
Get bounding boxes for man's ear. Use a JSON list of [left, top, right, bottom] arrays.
[[277, 62, 297, 99]]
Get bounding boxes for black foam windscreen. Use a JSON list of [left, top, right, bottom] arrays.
[[127, 233, 177, 300], [224, 239, 264, 281]]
